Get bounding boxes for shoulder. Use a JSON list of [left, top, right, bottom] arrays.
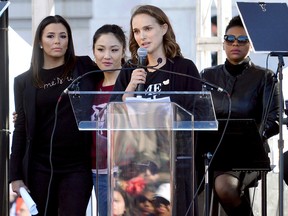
[[76, 55, 96, 67], [249, 62, 275, 78], [170, 56, 194, 65], [200, 65, 226, 82], [201, 65, 223, 75], [14, 68, 33, 82], [75, 55, 99, 75], [13, 68, 34, 91], [249, 62, 271, 72], [120, 61, 135, 74], [168, 56, 199, 73]]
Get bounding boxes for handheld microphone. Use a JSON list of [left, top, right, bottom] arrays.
[[136, 47, 148, 92]]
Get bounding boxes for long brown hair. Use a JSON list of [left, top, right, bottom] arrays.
[[129, 5, 182, 63], [31, 15, 76, 87]]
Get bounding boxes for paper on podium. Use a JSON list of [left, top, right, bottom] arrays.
[[19, 187, 38, 215], [125, 96, 171, 103]]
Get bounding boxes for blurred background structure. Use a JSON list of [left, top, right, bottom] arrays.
[[1, 0, 288, 215]]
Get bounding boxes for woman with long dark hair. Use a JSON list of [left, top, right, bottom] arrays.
[[9, 15, 100, 216]]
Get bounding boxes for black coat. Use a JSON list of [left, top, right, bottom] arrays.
[[9, 56, 102, 185], [196, 58, 280, 172]]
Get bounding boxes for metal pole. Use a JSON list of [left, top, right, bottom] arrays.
[[204, 152, 212, 216], [270, 52, 286, 216], [276, 55, 284, 216], [0, 1, 10, 215]]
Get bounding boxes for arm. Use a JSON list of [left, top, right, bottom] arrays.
[[10, 75, 29, 194], [262, 70, 280, 139]]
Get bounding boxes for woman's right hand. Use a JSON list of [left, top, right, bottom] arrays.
[[123, 68, 147, 101], [11, 180, 29, 196], [127, 68, 147, 92]]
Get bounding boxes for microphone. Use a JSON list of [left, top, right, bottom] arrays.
[[136, 47, 148, 92]]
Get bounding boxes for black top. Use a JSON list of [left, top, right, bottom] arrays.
[[112, 56, 202, 105], [9, 56, 101, 184], [111, 56, 202, 157], [33, 65, 88, 171]]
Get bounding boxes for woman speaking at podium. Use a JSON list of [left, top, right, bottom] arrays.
[[111, 5, 201, 216]]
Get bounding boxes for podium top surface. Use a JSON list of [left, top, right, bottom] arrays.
[[68, 91, 218, 131], [237, 2, 288, 53]]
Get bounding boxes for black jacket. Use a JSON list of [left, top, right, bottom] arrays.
[[9, 56, 101, 185], [200, 59, 279, 139], [196, 58, 280, 173]]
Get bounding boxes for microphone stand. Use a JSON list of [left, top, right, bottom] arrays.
[[270, 52, 287, 216], [203, 152, 212, 216], [258, 58, 278, 216]]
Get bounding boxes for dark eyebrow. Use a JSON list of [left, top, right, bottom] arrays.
[[46, 32, 67, 35], [143, 24, 153, 28]]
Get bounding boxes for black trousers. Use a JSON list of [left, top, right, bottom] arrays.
[[28, 168, 93, 216]]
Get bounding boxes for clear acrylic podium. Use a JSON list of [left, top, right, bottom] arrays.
[[68, 91, 217, 215]]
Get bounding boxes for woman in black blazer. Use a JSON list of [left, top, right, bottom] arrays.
[[9, 15, 101, 216]]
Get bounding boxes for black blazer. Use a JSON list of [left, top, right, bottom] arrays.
[[9, 56, 102, 185]]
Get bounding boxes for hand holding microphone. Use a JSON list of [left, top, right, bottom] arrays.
[[131, 68, 147, 91]]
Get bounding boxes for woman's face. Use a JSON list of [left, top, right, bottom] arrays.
[[223, 26, 250, 65], [132, 13, 167, 56], [113, 191, 126, 216], [41, 23, 68, 61], [93, 33, 124, 71]]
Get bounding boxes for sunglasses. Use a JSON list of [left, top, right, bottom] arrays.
[[224, 35, 249, 46]]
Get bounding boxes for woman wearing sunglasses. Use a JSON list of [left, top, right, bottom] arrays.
[[198, 15, 279, 215]]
